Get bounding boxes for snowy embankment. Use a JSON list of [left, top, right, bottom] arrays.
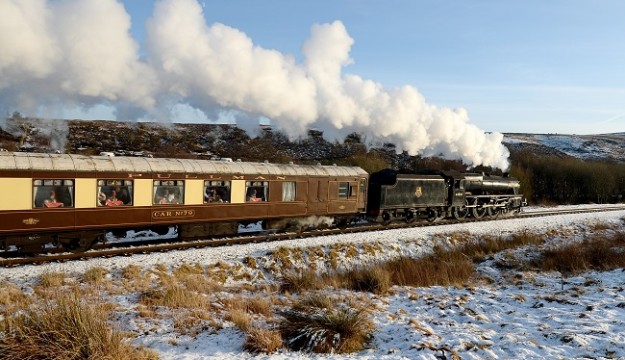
[[1, 204, 624, 359]]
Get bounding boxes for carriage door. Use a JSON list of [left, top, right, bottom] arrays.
[[307, 178, 328, 215]]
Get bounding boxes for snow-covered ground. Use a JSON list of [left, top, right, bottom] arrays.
[[1, 205, 625, 359]]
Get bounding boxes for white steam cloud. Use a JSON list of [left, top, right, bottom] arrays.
[[0, 0, 509, 169]]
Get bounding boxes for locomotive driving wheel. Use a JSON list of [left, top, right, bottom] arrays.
[[488, 207, 501, 218], [452, 207, 468, 220], [471, 206, 487, 219]]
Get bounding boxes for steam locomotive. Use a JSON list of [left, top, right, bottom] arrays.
[[0, 151, 525, 254]]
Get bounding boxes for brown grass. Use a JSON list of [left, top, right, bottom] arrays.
[[38, 271, 67, 288], [0, 283, 30, 309], [244, 327, 283, 354], [0, 292, 157, 360], [342, 266, 391, 294], [279, 295, 374, 354], [533, 231, 625, 275], [384, 251, 475, 288], [459, 231, 546, 262], [226, 308, 252, 332], [139, 284, 208, 309], [279, 269, 321, 293], [82, 266, 109, 284]]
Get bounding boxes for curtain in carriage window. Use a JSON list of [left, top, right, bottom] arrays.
[[282, 182, 296, 202]]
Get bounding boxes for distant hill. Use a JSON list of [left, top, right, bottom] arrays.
[[503, 133, 625, 163], [1, 117, 623, 165]]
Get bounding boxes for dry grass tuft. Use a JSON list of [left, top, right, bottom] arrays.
[[279, 296, 374, 354], [140, 284, 208, 309], [82, 266, 109, 284], [0, 283, 31, 313], [174, 263, 204, 277], [38, 271, 67, 288], [385, 252, 475, 287], [533, 230, 625, 275], [244, 327, 283, 354], [121, 264, 142, 279], [227, 308, 252, 332], [246, 296, 273, 317], [343, 266, 391, 294], [460, 231, 545, 262], [0, 292, 156, 360], [279, 269, 321, 293]]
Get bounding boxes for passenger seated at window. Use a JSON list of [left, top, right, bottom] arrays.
[[44, 190, 64, 208], [105, 190, 124, 206], [159, 189, 178, 204], [206, 189, 217, 203], [247, 189, 261, 202]]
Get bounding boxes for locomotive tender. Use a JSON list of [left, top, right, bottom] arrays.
[[0, 151, 525, 254]]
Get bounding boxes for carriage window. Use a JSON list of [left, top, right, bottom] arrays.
[[282, 182, 296, 201], [338, 182, 349, 199], [98, 180, 133, 206], [204, 180, 230, 203], [33, 179, 74, 208], [153, 180, 184, 205], [246, 181, 268, 202]]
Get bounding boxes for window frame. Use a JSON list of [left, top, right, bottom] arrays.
[[153, 180, 185, 205], [204, 180, 231, 203], [97, 179, 133, 207], [245, 181, 268, 202], [33, 179, 75, 209]]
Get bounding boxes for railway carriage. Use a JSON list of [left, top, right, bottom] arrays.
[[0, 152, 368, 253]]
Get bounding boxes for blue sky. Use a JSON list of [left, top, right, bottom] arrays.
[[3, 0, 624, 140], [122, 0, 625, 135]]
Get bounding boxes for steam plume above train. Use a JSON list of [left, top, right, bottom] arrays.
[[0, 0, 510, 169]]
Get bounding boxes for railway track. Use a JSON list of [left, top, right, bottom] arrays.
[[2, 205, 625, 267]]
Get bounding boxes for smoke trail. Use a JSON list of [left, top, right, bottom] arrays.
[[0, 0, 510, 169]]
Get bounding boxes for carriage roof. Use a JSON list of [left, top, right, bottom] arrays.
[[0, 152, 368, 177]]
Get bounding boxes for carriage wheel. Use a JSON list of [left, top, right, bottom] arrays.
[[381, 211, 392, 225], [426, 208, 439, 222], [61, 233, 101, 253], [405, 210, 416, 223]]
